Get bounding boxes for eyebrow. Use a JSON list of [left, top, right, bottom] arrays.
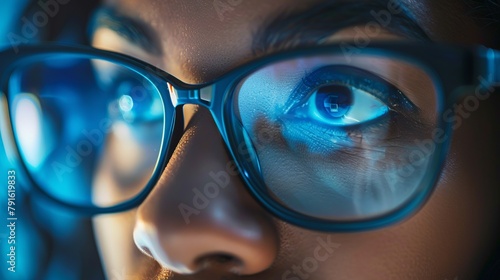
[[88, 7, 163, 55], [88, 1, 428, 59], [252, 0, 430, 55]]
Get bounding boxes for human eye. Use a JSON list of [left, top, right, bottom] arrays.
[[292, 83, 388, 126], [88, 60, 165, 205], [92, 61, 163, 125], [279, 65, 418, 152], [232, 54, 438, 219], [5, 54, 166, 207]]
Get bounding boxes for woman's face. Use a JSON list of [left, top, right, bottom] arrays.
[[90, 0, 500, 279]]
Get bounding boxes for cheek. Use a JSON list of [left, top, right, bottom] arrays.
[[274, 220, 424, 278], [93, 210, 145, 276], [91, 123, 163, 206], [274, 114, 500, 279]]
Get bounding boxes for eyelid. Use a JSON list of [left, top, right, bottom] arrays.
[[88, 7, 162, 55], [285, 65, 418, 117], [343, 56, 437, 119], [252, 1, 429, 56], [92, 28, 155, 64]]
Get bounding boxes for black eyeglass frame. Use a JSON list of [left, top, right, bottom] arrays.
[[0, 42, 498, 232]]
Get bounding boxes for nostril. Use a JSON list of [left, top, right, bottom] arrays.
[[196, 253, 239, 265], [195, 253, 243, 273], [214, 254, 235, 263]]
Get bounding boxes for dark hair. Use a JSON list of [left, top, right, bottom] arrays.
[[18, 0, 100, 44], [464, 0, 500, 45]]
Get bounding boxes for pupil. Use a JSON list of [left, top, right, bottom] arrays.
[[315, 85, 352, 118]]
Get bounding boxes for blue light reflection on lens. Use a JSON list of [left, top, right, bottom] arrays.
[[108, 75, 163, 124], [234, 56, 432, 221], [8, 56, 106, 206], [119, 95, 134, 112], [12, 94, 54, 170]]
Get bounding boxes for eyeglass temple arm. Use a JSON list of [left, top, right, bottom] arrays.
[[483, 48, 500, 87]]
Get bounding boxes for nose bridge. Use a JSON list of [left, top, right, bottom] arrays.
[[133, 105, 279, 275]]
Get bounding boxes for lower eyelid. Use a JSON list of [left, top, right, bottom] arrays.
[[285, 107, 399, 135], [281, 123, 355, 153]]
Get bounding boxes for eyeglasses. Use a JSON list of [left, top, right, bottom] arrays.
[[0, 43, 498, 231]]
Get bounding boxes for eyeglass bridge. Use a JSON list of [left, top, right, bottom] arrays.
[[167, 83, 214, 107]]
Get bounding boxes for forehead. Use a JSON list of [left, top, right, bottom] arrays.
[[103, 0, 477, 37], [98, 0, 481, 82], [102, 0, 326, 80]]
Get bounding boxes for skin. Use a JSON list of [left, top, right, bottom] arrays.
[[90, 0, 500, 279]]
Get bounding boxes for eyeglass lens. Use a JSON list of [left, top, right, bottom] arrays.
[[7, 52, 439, 222]]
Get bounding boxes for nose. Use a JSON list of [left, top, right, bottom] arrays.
[[133, 106, 279, 275]]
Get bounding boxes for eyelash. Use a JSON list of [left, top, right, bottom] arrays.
[[285, 65, 417, 116], [277, 65, 419, 144]]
